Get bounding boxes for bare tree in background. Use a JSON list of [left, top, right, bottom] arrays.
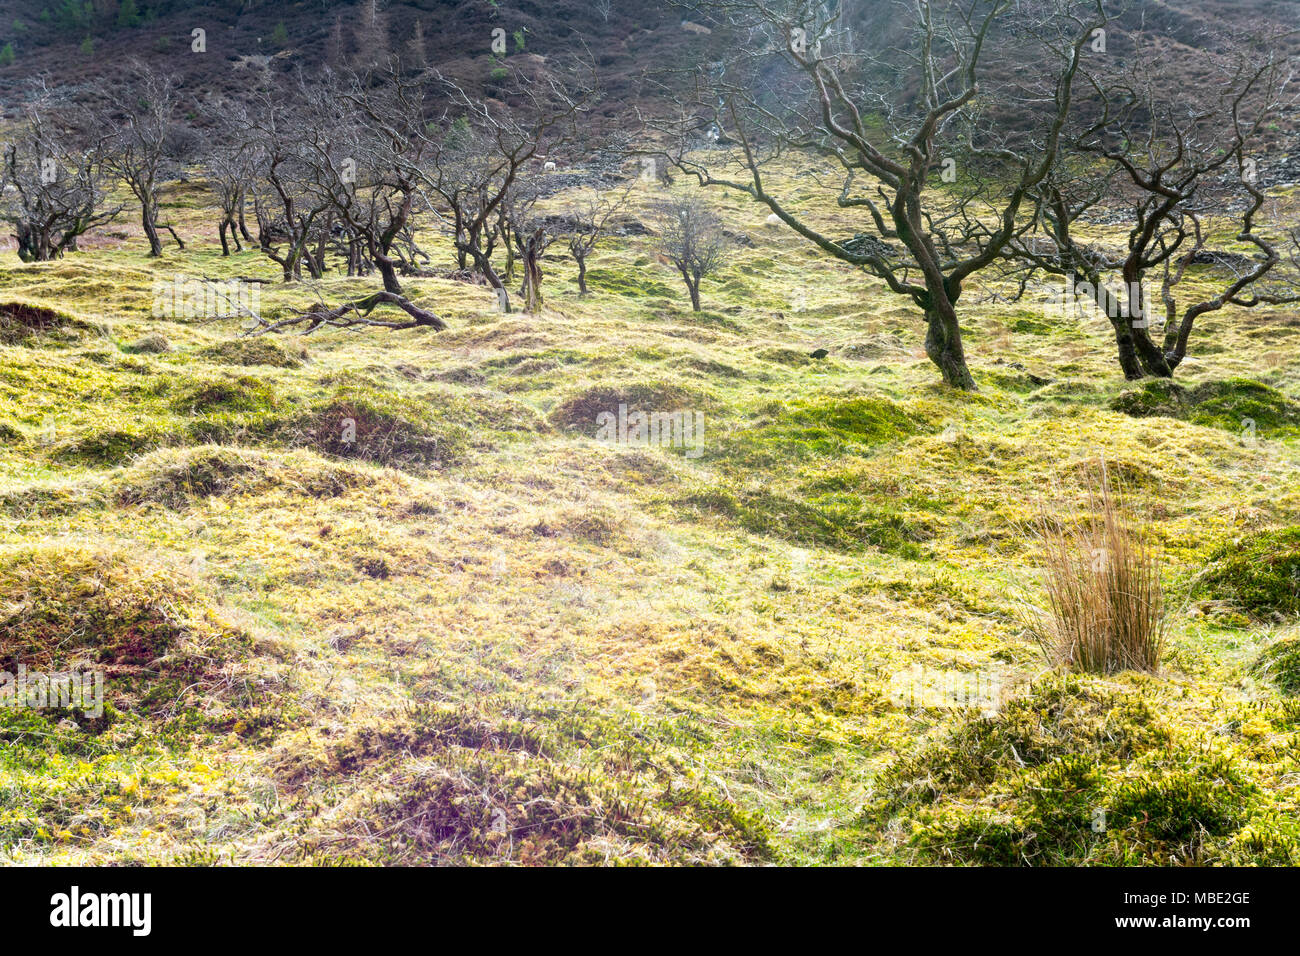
[[99, 64, 188, 256], [1011, 43, 1300, 379], [237, 90, 329, 282], [1, 90, 121, 261], [653, 192, 726, 311], [499, 174, 552, 311], [302, 73, 427, 294], [203, 104, 258, 256], [406, 66, 592, 313], [354, 0, 390, 69], [660, 0, 1106, 389], [565, 181, 634, 294]]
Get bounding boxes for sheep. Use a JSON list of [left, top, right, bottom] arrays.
[[765, 213, 783, 228], [543, 161, 557, 173]]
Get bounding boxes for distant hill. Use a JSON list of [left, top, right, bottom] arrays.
[[0, 0, 1295, 133]]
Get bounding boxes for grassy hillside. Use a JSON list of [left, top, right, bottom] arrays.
[[1, 162, 1299, 866]]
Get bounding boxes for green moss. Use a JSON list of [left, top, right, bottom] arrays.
[[1187, 379, 1300, 437], [199, 338, 308, 368], [756, 347, 816, 367], [1195, 527, 1300, 617], [1251, 636, 1300, 694], [1009, 317, 1053, 335], [1107, 754, 1255, 844], [582, 266, 678, 300]]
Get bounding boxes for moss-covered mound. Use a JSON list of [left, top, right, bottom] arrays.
[[874, 675, 1287, 865], [122, 333, 171, 355], [199, 338, 308, 368], [1252, 635, 1300, 695], [0, 544, 253, 714], [1111, 377, 1300, 438], [113, 445, 365, 509], [169, 376, 279, 414], [1110, 379, 1187, 419], [286, 701, 772, 865], [1187, 379, 1300, 437], [548, 381, 708, 435], [1195, 528, 1300, 618], [709, 395, 929, 468], [0, 302, 96, 347], [676, 482, 932, 556]]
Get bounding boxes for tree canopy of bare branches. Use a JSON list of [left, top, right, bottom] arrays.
[[652, 192, 727, 311], [1010, 37, 1300, 378], [1, 88, 121, 262], [97, 63, 189, 256], [658, 0, 1108, 389]]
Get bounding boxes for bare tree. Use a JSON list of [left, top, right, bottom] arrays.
[[653, 192, 726, 311], [301, 73, 427, 294], [203, 104, 258, 256], [407, 66, 592, 312], [1011, 42, 1300, 379], [1, 90, 121, 261], [325, 13, 349, 67], [99, 64, 189, 256], [565, 181, 634, 294], [353, 0, 390, 69], [659, 0, 1106, 389], [407, 20, 428, 69], [237, 89, 329, 282], [241, 287, 446, 336]]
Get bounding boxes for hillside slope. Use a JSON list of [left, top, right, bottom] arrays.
[[0, 157, 1298, 864]]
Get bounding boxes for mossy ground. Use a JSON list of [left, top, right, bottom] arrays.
[[0, 161, 1298, 865]]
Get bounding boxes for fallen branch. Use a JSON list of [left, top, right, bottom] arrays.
[[240, 290, 447, 336]]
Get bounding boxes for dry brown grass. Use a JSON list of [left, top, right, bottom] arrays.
[[1033, 461, 1167, 674]]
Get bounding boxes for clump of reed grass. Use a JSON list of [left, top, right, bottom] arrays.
[[1033, 461, 1166, 674]]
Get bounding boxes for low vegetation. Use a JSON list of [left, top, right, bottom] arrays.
[[0, 0, 1296, 869]]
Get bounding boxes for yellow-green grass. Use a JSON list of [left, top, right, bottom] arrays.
[[0, 164, 1298, 865]]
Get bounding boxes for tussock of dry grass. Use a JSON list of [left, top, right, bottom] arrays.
[[1032, 462, 1167, 674]]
